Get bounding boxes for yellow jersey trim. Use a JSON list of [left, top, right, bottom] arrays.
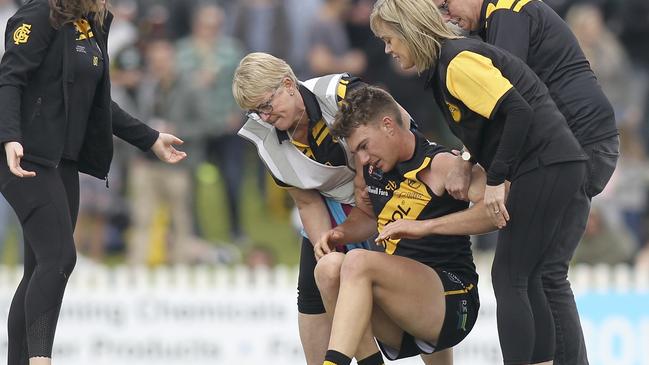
[[377, 157, 432, 255]]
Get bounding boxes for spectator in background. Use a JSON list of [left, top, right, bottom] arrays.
[[128, 39, 210, 265], [109, 0, 143, 115], [602, 126, 649, 249], [230, 0, 293, 202], [75, 0, 144, 263], [285, 0, 322, 78], [175, 3, 246, 244], [573, 205, 636, 265], [567, 3, 643, 130], [230, 0, 291, 60], [307, 0, 366, 76]]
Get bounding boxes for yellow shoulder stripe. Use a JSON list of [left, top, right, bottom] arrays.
[[486, 0, 515, 19], [486, 0, 534, 19], [446, 50, 513, 119]]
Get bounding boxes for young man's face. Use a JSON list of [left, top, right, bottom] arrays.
[[347, 119, 399, 172]]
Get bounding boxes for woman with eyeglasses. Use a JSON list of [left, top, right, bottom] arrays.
[[364, 1, 589, 364], [232, 52, 395, 365]]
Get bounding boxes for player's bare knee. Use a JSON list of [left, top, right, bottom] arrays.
[[314, 252, 344, 292], [339, 249, 373, 281]]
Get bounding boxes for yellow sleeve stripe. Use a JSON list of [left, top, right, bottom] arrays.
[[446, 51, 513, 119], [486, 0, 516, 19], [513, 0, 533, 12], [486, 0, 533, 20]]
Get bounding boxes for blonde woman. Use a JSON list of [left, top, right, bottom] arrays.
[[233, 52, 389, 365], [364, 1, 589, 364]]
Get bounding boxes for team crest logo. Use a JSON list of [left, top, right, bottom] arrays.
[[446, 102, 461, 123], [13, 23, 31, 45], [385, 180, 398, 191]]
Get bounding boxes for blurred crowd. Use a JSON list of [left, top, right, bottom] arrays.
[[0, 0, 647, 269]]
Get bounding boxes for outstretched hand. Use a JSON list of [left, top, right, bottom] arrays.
[[151, 133, 187, 164], [4, 141, 36, 178]]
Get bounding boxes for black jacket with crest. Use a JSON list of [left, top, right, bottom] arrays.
[[0, 0, 158, 180]]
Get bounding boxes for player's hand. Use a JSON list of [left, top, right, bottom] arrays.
[[314, 230, 343, 260], [151, 133, 187, 164], [376, 219, 428, 243], [484, 183, 509, 229], [4, 141, 36, 178], [445, 155, 472, 201]]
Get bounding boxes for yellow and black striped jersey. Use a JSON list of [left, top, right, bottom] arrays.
[[364, 131, 477, 282], [476, 0, 617, 146], [426, 37, 586, 181], [273, 76, 365, 188]]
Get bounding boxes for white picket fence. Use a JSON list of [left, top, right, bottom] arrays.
[[0, 261, 645, 365]]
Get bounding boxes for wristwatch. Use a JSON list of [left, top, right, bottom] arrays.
[[460, 148, 476, 164]]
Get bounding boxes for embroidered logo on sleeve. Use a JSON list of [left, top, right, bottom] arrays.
[[13, 23, 31, 45]]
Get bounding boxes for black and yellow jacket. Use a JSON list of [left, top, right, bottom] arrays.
[[426, 37, 586, 184], [476, 0, 617, 146], [0, 0, 158, 180]]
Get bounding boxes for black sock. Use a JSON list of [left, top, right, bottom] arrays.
[[357, 351, 384, 365], [324, 349, 352, 365]]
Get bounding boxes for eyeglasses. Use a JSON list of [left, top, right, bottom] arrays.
[[249, 86, 280, 116], [438, 0, 449, 15]]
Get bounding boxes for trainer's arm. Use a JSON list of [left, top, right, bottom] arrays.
[[288, 188, 333, 245], [314, 173, 377, 259]]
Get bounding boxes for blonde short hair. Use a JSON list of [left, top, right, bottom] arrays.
[[232, 52, 299, 110], [370, 0, 459, 72]]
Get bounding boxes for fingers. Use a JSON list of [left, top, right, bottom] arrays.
[[7, 153, 35, 178], [376, 222, 401, 242], [170, 136, 184, 145], [314, 244, 324, 260], [487, 202, 508, 229], [498, 201, 510, 221]]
